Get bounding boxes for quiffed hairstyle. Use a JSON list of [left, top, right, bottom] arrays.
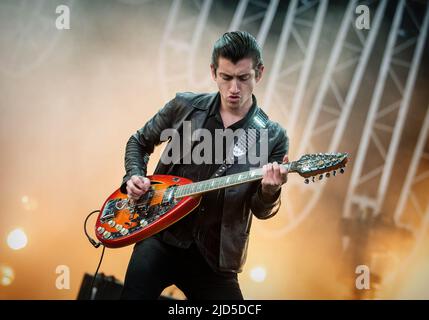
[[211, 31, 263, 76]]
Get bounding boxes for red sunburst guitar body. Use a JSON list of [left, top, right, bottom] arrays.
[[95, 175, 201, 248]]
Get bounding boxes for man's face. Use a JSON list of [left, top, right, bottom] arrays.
[[211, 57, 264, 111]]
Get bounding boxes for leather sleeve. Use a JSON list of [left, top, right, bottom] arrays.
[[120, 98, 177, 193], [249, 124, 289, 219]]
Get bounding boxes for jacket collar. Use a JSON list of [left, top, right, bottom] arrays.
[[191, 92, 218, 110]]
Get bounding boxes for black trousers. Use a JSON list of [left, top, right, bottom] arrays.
[[120, 235, 243, 300]]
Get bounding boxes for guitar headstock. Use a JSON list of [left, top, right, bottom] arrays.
[[291, 152, 349, 183]]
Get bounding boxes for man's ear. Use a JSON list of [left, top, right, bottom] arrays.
[[255, 65, 264, 83], [210, 64, 217, 80]]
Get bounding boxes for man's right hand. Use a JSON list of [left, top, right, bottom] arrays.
[[126, 175, 151, 200]]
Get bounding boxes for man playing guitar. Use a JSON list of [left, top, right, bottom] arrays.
[[120, 31, 289, 300]]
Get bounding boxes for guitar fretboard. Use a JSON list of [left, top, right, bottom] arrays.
[[175, 163, 292, 198]]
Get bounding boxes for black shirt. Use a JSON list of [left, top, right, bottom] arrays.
[[162, 92, 257, 271]]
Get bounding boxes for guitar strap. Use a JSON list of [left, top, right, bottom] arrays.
[[211, 107, 269, 178]]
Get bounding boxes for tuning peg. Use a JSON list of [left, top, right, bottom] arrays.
[[340, 168, 345, 174], [325, 172, 330, 178], [333, 170, 337, 176], [304, 178, 310, 184], [319, 175, 323, 180]]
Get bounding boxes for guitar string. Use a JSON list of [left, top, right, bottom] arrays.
[[130, 170, 264, 202], [125, 157, 343, 204], [141, 162, 288, 198], [128, 159, 340, 201]]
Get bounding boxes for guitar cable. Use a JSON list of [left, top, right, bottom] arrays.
[[84, 209, 106, 300], [84, 210, 102, 248]]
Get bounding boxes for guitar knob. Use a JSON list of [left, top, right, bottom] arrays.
[[108, 220, 116, 227], [304, 178, 309, 184], [340, 168, 345, 174], [333, 170, 337, 176], [120, 228, 129, 236], [102, 231, 111, 239], [325, 172, 330, 178], [319, 175, 323, 180], [312, 176, 315, 183], [140, 219, 148, 227], [97, 226, 105, 234], [115, 224, 123, 231]]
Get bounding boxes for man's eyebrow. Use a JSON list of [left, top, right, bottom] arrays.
[[218, 72, 251, 77]]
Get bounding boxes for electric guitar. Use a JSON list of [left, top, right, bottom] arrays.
[[95, 152, 348, 248]]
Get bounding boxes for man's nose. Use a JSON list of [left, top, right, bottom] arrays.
[[229, 79, 240, 93]]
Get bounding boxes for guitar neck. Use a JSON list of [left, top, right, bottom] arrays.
[[175, 162, 295, 198]]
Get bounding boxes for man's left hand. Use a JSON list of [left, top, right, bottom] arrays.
[[261, 155, 289, 198]]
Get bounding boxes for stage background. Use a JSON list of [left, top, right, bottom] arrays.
[[0, 0, 428, 299]]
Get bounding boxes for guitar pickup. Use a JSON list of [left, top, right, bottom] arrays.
[[161, 186, 176, 206]]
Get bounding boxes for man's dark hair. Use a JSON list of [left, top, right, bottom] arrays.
[[211, 31, 263, 76]]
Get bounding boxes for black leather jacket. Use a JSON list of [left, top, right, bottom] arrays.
[[121, 92, 289, 272]]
